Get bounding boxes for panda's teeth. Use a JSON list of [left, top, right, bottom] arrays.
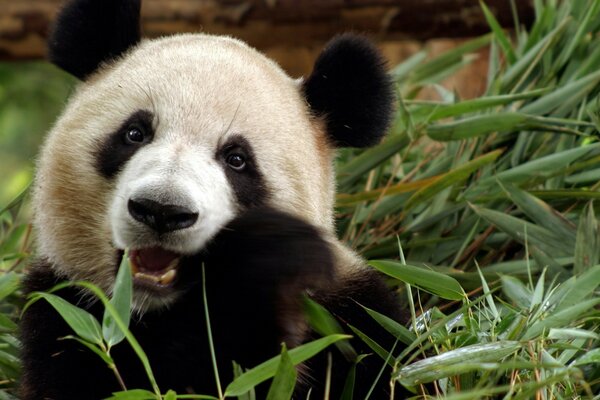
[[134, 272, 161, 284], [159, 269, 177, 285], [167, 258, 180, 271]]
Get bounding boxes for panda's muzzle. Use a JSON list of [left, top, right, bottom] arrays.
[[128, 198, 198, 234]]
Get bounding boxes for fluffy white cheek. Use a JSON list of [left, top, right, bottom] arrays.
[[109, 146, 237, 254]]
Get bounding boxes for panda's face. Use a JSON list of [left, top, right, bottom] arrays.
[[34, 34, 335, 309]]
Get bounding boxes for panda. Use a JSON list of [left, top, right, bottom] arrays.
[[19, 0, 408, 398]]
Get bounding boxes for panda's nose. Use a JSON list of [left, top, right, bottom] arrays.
[[128, 198, 198, 234]]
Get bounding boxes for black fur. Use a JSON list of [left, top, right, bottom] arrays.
[[20, 208, 406, 399], [304, 34, 395, 148], [95, 110, 154, 179], [48, 0, 142, 79], [218, 135, 270, 209]]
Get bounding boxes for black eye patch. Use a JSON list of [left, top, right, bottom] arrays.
[[218, 135, 269, 209], [94, 110, 154, 179]]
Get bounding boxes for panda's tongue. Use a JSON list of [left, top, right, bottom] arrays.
[[129, 247, 180, 274]]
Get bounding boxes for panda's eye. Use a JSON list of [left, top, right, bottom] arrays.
[[226, 154, 246, 171], [124, 127, 146, 144]]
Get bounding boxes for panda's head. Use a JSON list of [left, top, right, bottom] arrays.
[[33, 0, 395, 309]]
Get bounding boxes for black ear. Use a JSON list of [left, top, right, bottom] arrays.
[[48, 0, 142, 79], [303, 34, 395, 148]]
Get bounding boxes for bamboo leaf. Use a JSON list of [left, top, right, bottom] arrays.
[[427, 113, 588, 141], [395, 341, 521, 386], [501, 276, 532, 308], [0, 272, 19, 302], [500, 184, 576, 246], [336, 177, 436, 207], [265, 345, 296, 400], [520, 70, 600, 115], [574, 348, 600, 366], [224, 334, 350, 396], [339, 354, 370, 400], [409, 89, 548, 121], [303, 297, 356, 360], [471, 205, 573, 256], [500, 19, 567, 90], [427, 113, 529, 141], [523, 298, 600, 340], [468, 143, 600, 198], [411, 35, 491, 83], [347, 324, 393, 366], [337, 133, 409, 190], [361, 305, 416, 345], [555, 264, 600, 311], [105, 389, 157, 400], [404, 150, 502, 211], [103, 251, 133, 347], [574, 202, 600, 273], [480, 1, 517, 64], [27, 292, 103, 345], [369, 260, 464, 300]]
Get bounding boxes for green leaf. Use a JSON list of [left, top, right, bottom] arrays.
[[103, 251, 133, 347], [523, 298, 600, 340], [369, 260, 464, 300], [107, 391, 217, 400], [520, 70, 600, 115], [361, 305, 416, 346], [337, 133, 409, 190], [0, 272, 19, 301], [471, 205, 573, 257], [391, 51, 427, 82], [0, 313, 17, 332], [480, 1, 517, 64], [427, 113, 529, 141], [265, 344, 296, 400], [428, 113, 588, 142], [574, 202, 600, 273], [555, 264, 600, 311], [27, 292, 103, 345], [303, 297, 356, 360], [202, 265, 223, 399], [530, 269, 546, 309], [339, 354, 370, 400], [501, 276, 531, 309], [574, 348, 600, 366], [69, 281, 161, 397], [547, 328, 599, 340], [411, 35, 491, 83], [395, 341, 521, 386], [105, 389, 157, 400], [500, 19, 567, 90], [62, 335, 114, 365], [500, 184, 576, 246], [409, 89, 548, 121], [224, 334, 350, 396], [403, 150, 502, 211], [348, 324, 394, 367], [552, 0, 600, 73], [468, 143, 600, 197]]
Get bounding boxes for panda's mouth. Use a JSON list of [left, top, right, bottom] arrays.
[[128, 247, 181, 287]]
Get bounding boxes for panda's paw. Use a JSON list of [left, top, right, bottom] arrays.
[[200, 207, 336, 352], [204, 207, 335, 288]]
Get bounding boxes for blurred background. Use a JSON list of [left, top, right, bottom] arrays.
[[0, 0, 532, 207]]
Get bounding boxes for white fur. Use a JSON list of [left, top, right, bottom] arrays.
[[110, 138, 236, 254]]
